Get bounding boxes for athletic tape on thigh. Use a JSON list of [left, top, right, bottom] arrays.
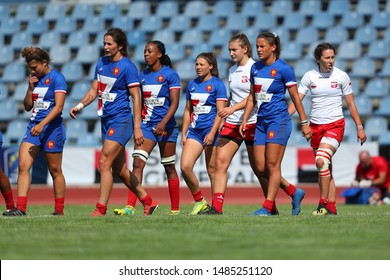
[[315, 148, 334, 177], [161, 155, 176, 165], [321, 136, 340, 150], [132, 149, 149, 162]]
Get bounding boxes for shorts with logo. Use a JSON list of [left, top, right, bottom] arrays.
[[141, 122, 179, 143], [310, 118, 345, 149], [186, 127, 219, 146], [101, 115, 133, 146], [22, 121, 66, 152], [254, 113, 292, 147], [219, 122, 256, 145]]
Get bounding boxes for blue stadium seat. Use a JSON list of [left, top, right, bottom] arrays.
[[294, 58, 316, 79], [298, 0, 321, 15], [61, 101, 73, 121], [362, 78, 389, 98], [165, 43, 185, 63], [374, 96, 390, 117], [0, 4, 10, 18], [184, 1, 208, 18], [1, 62, 26, 84], [111, 15, 133, 32], [378, 131, 390, 145], [75, 44, 100, 64], [283, 13, 305, 31], [270, 26, 289, 45], [69, 80, 90, 101], [197, 15, 219, 32], [132, 44, 146, 64], [175, 59, 194, 81], [213, 0, 236, 17], [354, 25, 377, 45], [180, 28, 204, 46], [168, 15, 191, 33], [155, 1, 179, 18], [312, 13, 334, 30], [15, 3, 37, 22], [0, 17, 20, 36], [252, 13, 276, 30], [5, 119, 28, 145], [350, 57, 376, 79], [379, 58, 390, 78], [43, 3, 66, 21], [99, 3, 122, 21], [139, 16, 162, 33], [343, 116, 358, 142], [270, 0, 293, 16], [240, 0, 263, 17], [345, 95, 372, 117], [93, 119, 102, 140], [356, 0, 379, 15], [153, 29, 175, 44], [70, 3, 94, 21], [338, 40, 362, 60], [77, 133, 100, 146], [350, 78, 361, 95], [217, 59, 228, 80], [39, 30, 61, 50], [0, 45, 14, 65], [209, 28, 231, 48], [78, 100, 99, 120], [296, 26, 319, 45], [127, 30, 146, 47], [190, 42, 213, 60], [66, 119, 89, 145], [67, 30, 89, 49], [175, 94, 188, 119], [371, 11, 390, 29], [281, 41, 302, 61], [334, 59, 347, 71], [12, 82, 28, 102], [10, 31, 33, 52], [324, 25, 348, 45], [61, 61, 84, 83], [82, 16, 105, 35], [0, 82, 9, 101], [225, 14, 247, 32], [0, 99, 18, 121], [364, 116, 388, 141], [50, 45, 71, 66], [340, 12, 363, 29], [327, 0, 349, 16], [289, 130, 309, 146], [367, 40, 390, 60], [55, 17, 77, 35], [26, 18, 48, 35], [128, 1, 150, 20]]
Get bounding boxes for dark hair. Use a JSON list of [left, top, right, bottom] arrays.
[[104, 27, 129, 57], [313, 42, 336, 61], [196, 52, 219, 78], [21, 46, 51, 64], [257, 32, 281, 59], [229, 33, 253, 58], [147, 40, 172, 67]]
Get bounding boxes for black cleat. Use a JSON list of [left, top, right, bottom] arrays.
[[3, 208, 26, 217], [198, 206, 222, 215]]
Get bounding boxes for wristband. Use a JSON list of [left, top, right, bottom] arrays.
[[300, 120, 308, 126], [356, 124, 363, 130], [75, 102, 84, 111]]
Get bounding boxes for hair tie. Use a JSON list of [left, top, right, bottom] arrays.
[[272, 32, 278, 38]]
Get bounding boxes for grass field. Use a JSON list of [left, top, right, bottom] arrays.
[[1, 204, 390, 260]]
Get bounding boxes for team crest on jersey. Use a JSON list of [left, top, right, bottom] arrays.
[[270, 69, 277, 77], [241, 76, 249, 83], [331, 81, 338, 88], [311, 83, 317, 89], [113, 67, 120, 76], [158, 75, 164, 83], [108, 128, 115, 136], [206, 84, 212, 92], [45, 78, 50, 85], [47, 140, 54, 149], [268, 131, 275, 139]]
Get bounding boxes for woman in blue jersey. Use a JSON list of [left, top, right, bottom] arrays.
[[5, 47, 67, 216], [69, 28, 158, 216], [240, 32, 312, 216], [0, 132, 15, 215], [113, 40, 181, 216], [180, 52, 228, 215]]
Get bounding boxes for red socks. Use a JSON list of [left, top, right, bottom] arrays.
[[263, 199, 274, 213], [192, 190, 203, 202], [96, 203, 107, 214], [54, 198, 65, 214], [284, 184, 296, 197], [140, 194, 152, 206], [168, 177, 180, 211], [3, 190, 15, 210], [16, 196, 28, 212], [126, 190, 137, 208], [212, 193, 224, 213]]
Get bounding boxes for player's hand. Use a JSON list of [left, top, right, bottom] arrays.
[[359, 179, 372, 188]]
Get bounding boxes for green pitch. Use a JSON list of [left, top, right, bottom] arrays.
[[1, 204, 389, 260]]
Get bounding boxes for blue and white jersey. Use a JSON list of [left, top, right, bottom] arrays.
[[94, 56, 139, 120], [139, 65, 181, 129], [30, 69, 67, 124], [186, 76, 228, 129], [250, 59, 296, 118]]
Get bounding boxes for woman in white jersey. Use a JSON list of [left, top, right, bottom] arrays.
[[200, 33, 305, 215], [292, 42, 367, 215]]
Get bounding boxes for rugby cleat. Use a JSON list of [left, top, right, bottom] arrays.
[[3, 208, 26, 217], [312, 204, 328, 216], [113, 205, 135, 216], [144, 200, 159, 216], [90, 209, 106, 216], [198, 206, 222, 215], [168, 210, 180, 216], [291, 188, 305, 215], [249, 207, 272, 216], [190, 197, 209, 215]]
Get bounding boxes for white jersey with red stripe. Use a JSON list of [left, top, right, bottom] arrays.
[[226, 58, 258, 125], [298, 66, 353, 125]]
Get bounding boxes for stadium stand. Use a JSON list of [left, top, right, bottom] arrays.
[[0, 0, 389, 147]]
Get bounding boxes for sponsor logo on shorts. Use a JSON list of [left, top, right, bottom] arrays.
[[268, 131, 275, 139], [47, 140, 54, 149], [108, 128, 115, 136]]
